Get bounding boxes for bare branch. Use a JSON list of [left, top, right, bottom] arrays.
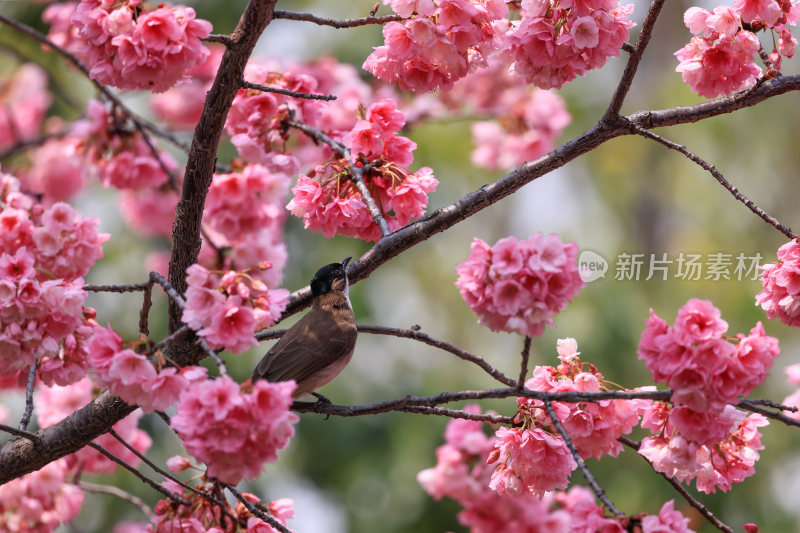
[[517, 336, 532, 388], [84, 283, 150, 293], [226, 484, 292, 533], [18, 357, 37, 432], [241, 80, 336, 101], [629, 124, 797, 239], [272, 10, 401, 28], [355, 324, 517, 387], [738, 398, 800, 428], [396, 405, 514, 424], [87, 442, 193, 506], [79, 481, 155, 519], [0, 424, 39, 444]]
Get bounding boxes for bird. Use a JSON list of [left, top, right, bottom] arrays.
[[252, 257, 357, 400]]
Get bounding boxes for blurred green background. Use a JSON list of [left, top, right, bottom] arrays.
[[3, 0, 800, 531]]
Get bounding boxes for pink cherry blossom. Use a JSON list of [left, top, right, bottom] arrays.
[[182, 264, 289, 353], [0, 458, 83, 532], [488, 426, 577, 495], [170, 375, 299, 484], [505, 0, 635, 89], [455, 234, 584, 337], [0, 64, 52, 151], [70, 0, 212, 92], [17, 138, 86, 204], [757, 238, 800, 326], [638, 299, 779, 444], [364, 1, 509, 92], [641, 500, 695, 533], [34, 378, 153, 474]]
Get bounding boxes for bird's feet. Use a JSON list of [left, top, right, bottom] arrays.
[[311, 392, 332, 420]]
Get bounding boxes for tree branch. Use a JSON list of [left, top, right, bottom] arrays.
[[272, 10, 401, 28]]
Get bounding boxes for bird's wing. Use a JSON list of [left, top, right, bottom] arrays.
[[253, 310, 357, 385]]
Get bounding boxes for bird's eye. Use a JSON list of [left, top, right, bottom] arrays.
[[335, 269, 343, 276]]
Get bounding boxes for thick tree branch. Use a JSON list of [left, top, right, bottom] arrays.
[[167, 0, 278, 338]]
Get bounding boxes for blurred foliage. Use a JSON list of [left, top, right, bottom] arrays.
[[4, 0, 800, 532]]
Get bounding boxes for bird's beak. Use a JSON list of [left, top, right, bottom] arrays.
[[341, 256, 352, 268]]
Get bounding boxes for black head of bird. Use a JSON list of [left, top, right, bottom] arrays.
[[252, 257, 357, 399]]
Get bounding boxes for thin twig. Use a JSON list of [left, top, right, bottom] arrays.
[[205, 33, 233, 45], [630, 124, 797, 239], [396, 405, 514, 424], [148, 325, 192, 356], [226, 484, 292, 533], [84, 283, 150, 293], [743, 398, 798, 412], [517, 336, 532, 388], [18, 357, 37, 432], [738, 398, 800, 428], [139, 279, 156, 338], [356, 324, 517, 387], [291, 386, 673, 417], [87, 442, 193, 506], [79, 481, 155, 519], [198, 337, 228, 376], [620, 438, 734, 533], [150, 271, 186, 308], [273, 10, 401, 28], [542, 399, 624, 518], [0, 423, 39, 443], [242, 80, 336, 100], [108, 429, 234, 520]]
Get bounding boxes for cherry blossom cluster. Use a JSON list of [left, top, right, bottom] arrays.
[[170, 375, 299, 484], [675, 1, 799, 98], [287, 100, 438, 241], [638, 298, 779, 444], [141, 475, 294, 533], [69, 0, 212, 92], [225, 59, 356, 173], [35, 377, 153, 474], [364, 0, 509, 92], [72, 100, 176, 190], [181, 264, 289, 354], [0, 458, 83, 532], [418, 404, 694, 532], [638, 401, 768, 493], [455, 234, 584, 337], [205, 164, 290, 244], [0, 174, 108, 387], [756, 238, 800, 327], [505, 0, 635, 90], [0, 63, 51, 151], [488, 339, 639, 495], [88, 324, 206, 413]]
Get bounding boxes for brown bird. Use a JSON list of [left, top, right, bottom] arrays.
[[252, 257, 357, 399]]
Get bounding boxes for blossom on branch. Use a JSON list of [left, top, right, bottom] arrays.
[[170, 375, 299, 484], [182, 264, 289, 354], [675, 0, 799, 97], [505, 0, 635, 89], [70, 0, 212, 92], [364, 0, 510, 92], [638, 298, 778, 444], [455, 234, 584, 337], [757, 238, 800, 327]]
